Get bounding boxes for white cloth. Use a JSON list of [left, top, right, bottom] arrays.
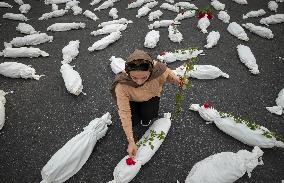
[[174, 10, 195, 21], [148, 20, 180, 29], [60, 64, 83, 95], [39, 9, 68, 20], [90, 24, 127, 36], [211, 0, 225, 10], [19, 4, 31, 14], [260, 14, 284, 26], [71, 5, 82, 15], [168, 25, 183, 43], [16, 23, 38, 34], [218, 10, 230, 23], [204, 31, 220, 49], [136, 6, 151, 18], [83, 10, 99, 21], [243, 9, 266, 19], [197, 15, 210, 34], [157, 49, 203, 63], [266, 88, 284, 115], [0, 90, 8, 130], [10, 33, 53, 47], [242, 23, 273, 39], [94, 0, 114, 11], [108, 113, 172, 183], [227, 22, 249, 41], [41, 113, 112, 183], [0, 62, 44, 80], [268, 1, 278, 12], [144, 30, 160, 48], [61, 40, 80, 64], [109, 56, 125, 74], [109, 8, 118, 19], [160, 3, 179, 13], [47, 22, 85, 31], [148, 10, 163, 21], [185, 147, 264, 183], [98, 18, 132, 27], [232, 0, 247, 5], [1, 47, 49, 58], [45, 0, 71, 5], [88, 31, 121, 51], [3, 13, 28, 21], [237, 44, 259, 74], [0, 2, 13, 8]]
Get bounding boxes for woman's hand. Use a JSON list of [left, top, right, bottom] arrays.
[[173, 75, 182, 86], [127, 141, 138, 158]]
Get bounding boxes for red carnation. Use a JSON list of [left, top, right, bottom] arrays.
[[207, 13, 214, 20], [197, 12, 205, 19], [203, 102, 209, 109], [126, 157, 136, 165], [160, 51, 166, 56]]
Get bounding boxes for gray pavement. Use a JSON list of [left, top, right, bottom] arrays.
[[0, 0, 284, 182]]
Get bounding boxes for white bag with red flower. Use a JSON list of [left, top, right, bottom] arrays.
[[108, 113, 172, 183], [184, 146, 263, 183], [197, 14, 210, 34], [190, 103, 284, 148]]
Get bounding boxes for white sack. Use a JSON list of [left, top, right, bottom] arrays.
[[232, 0, 247, 5], [127, 0, 148, 9], [3, 13, 28, 21], [243, 9, 266, 19], [45, 0, 71, 4], [47, 22, 85, 31], [185, 147, 264, 183], [109, 8, 118, 19], [160, 3, 179, 13], [148, 20, 179, 29], [91, 24, 127, 36], [268, 1, 278, 12], [52, 4, 59, 11], [174, 10, 195, 21], [0, 2, 13, 8], [0, 90, 9, 130], [60, 64, 83, 95], [218, 10, 230, 23], [136, 6, 151, 18], [108, 113, 172, 183], [168, 25, 183, 43], [237, 44, 259, 74], [90, 0, 101, 6], [260, 14, 284, 26], [242, 23, 273, 39], [98, 18, 132, 27], [71, 5, 82, 15], [19, 4, 31, 14], [144, 30, 160, 48], [94, 0, 114, 11], [39, 9, 68, 20], [157, 49, 203, 63], [276, 0, 284, 2], [227, 22, 249, 41], [0, 62, 44, 80], [1, 47, 49, 58], [148, 10, 163, 21], [174, 65, 229, 79], [204, 31, 220, 49], [211, 0, 225, 10], [10, 33, 53, 47], [41, 113, 112, 183], [109, 56, 125, 74], [88, 31, 121, 51], [16, 23, 38, 34], [14, 0, 23, 5], [197, 14, 210, 34], [165, 0, 174, 3], [61, 40, 80, 64], [65, 0, 79, 10], [144, 1, 158, 8], [266, 88, 284, 115], [175, 2, 197, 10], [83, 10, 99, 21]]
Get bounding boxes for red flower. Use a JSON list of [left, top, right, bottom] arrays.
[[197, 12, 205, 19], [203, 102, 209, 109], [207, 13, 214, 20], [126, 157, 136, 165], [160, 51, 166, 56]]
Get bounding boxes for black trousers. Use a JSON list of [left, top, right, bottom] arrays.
[[130, 96, 160, 126]]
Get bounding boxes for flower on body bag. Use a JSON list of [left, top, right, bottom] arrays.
[[197, 6, 214, 19], [126, 157, 136, 165], [203, 102, 210, 109]]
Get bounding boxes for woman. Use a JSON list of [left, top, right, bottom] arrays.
[[111, 49, 181, 158]]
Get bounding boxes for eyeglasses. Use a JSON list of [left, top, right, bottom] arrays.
[[126, 63, 150, 71]]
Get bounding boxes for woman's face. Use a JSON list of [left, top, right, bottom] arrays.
[[129, 70, 151, 85]]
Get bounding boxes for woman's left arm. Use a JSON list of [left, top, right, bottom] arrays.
[[165, 68, 181, 86]]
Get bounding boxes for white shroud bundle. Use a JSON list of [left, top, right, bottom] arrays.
[[136, 6, 151, 18], [19, 4, 31, 14], [62, 40, 80, 64], [260, 14, 284, 26], [237, 44, 259, 74], [232, 0, 247, 5], [108, 113, 172, 183], [197, 14, 210, 34], [174, 10, 195, 21], [60, 64, 83, 95], [0, 2, 13, 8], [243, 9, 266, 19], [83, 10, 99, 21], [168, 25, 183, 43], [173, 65, 229, 79], [41, 113, 112, 183], [0, 90, 11, 130], [204, 31, 220, 49], [109, 56, 125, 74], [157, 49, 203, 63], [39, 9, 68, 20], [175, 2, 197, 10], [90, 24, 127, 36], [88, 31, 122, 51], [94, 0, 114, 11], [211, 0, 225, 10], [109, 8, 118, 19], [71, 6, 82, 15], [242, 23, 274, 39], [184, 147, 263, 183], [9, 33, 53, 47], [218, 11, 230, 23], [148, 20, 179, 29], [98, 18, 133, 27], [16, 23, 38, 34], [65, 0, 79, 10], [1, 47, 49, 58], [45, 0, 71, 4], [160, 3, 179, 12], [144, 30, 160, 48], [266, 88, 284, 115], [3, 13, 28, 21], [227, 22, 248, 41], [0, 62, 44, 80], [190, 104, 284, 148], [47, 22, 86, 31], [268, 1, 278, 12], [148, 10, 163, 21]]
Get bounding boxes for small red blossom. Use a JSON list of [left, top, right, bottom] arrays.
[[160, 51, 166, 56], [203, 102, 210, 109], [126, 157, 136, 165]]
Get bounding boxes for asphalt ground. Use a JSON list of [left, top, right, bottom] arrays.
[[0, 0, 284, 182]]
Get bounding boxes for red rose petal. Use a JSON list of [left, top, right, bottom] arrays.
[[203, 102, 209, 109]]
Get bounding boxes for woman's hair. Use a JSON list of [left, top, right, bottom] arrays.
[[125, 59, 153, 73]]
